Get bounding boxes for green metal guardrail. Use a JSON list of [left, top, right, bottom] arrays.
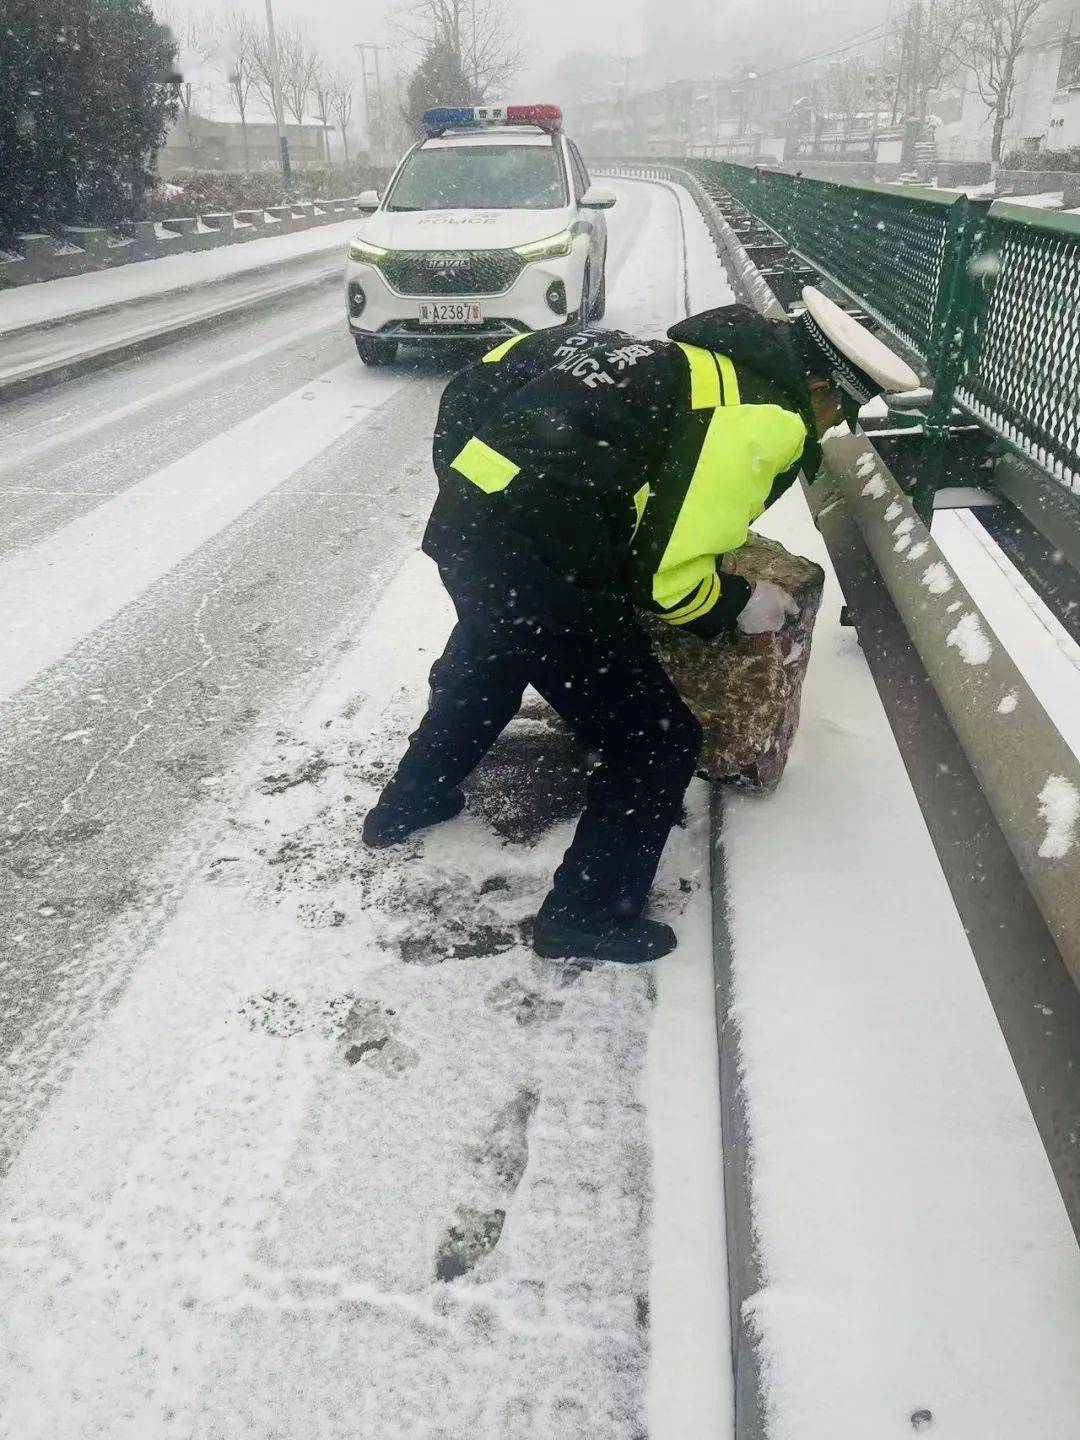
[[959, 202, 1080, 491], [680, 159, 1080, 503]]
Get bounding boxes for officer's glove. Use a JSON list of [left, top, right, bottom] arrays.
[[736, 580, 799, 635]]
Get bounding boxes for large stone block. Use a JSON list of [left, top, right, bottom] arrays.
[[642, 533, 825, 795]]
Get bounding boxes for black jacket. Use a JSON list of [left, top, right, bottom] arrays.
[[423, 306, 817, 637]]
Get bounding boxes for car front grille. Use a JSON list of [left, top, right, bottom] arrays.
[[378, 249, 525, 296]]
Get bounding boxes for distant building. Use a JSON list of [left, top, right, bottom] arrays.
[[570, 78, 784, 162], [158, 94, 336, 177], [573, 0, 1080, 173]]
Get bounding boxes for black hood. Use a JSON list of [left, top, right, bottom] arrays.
[[668, 304, 808, 407], [667, 304, 822, 480]]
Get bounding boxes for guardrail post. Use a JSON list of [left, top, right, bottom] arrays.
[[915, 197, 992, 520]]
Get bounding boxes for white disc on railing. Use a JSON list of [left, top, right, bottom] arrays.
[[803, 286, 921, 393]]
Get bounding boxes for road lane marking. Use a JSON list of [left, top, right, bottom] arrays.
[[0, 359, 408, 707]]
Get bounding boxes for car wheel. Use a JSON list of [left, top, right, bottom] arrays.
[[590, 264, 607, 322], [355, 336, 398, 366]]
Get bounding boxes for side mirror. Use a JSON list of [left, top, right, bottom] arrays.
[[356, 189, 381, 210], [580, 185, 616, 210]]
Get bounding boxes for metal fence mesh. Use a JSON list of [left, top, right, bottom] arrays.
[[959, 206, 1080, 492], [683, 160, 1080, 495], [693, 161, 959, 363]]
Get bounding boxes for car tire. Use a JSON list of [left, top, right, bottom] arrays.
[[355, 336, 398, 366], [569, 264, 591, 327], [589, 264, 607, 322]]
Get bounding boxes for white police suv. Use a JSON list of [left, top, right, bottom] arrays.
[[345, 104, 615, 365]]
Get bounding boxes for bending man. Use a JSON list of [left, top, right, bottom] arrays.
[[363, 290, 918, 964]]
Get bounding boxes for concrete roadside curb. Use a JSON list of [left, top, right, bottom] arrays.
[[0, 258, 343, 402], [602, 160, 781, 1440], [711, 791, 769, 1440]]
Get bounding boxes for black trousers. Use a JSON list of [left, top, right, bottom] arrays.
[[380, 606, 702, 924]]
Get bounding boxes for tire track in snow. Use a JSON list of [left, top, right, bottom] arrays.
[[0, 360, 409, 705]]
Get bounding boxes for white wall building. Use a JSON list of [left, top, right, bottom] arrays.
[[935, 1, 1080, 160]]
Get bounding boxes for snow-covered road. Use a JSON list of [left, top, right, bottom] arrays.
[[0, 180, 733, 1439], [3, 174, 1080, 1440]]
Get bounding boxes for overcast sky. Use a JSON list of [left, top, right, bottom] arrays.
[[162, 0, 651, 95], [161, 0, 903, 117]]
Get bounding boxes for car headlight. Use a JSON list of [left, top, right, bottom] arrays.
[[348, 237, 389, 263], [514, 230, 574, 262]]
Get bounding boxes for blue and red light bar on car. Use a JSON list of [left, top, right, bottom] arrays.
[[422, 104, 563, 136]]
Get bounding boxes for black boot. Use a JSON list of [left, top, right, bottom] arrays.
[[532, 900, 677, 965], [362, 787, 466, 849]]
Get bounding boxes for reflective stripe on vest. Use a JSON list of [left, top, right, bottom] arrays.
[[652, 344, 803, 615], [659, 570, 722, 626], [631, 483, 652, 541], [483, 333, 532, 363], [451, 436, 520, 494], [675, 344, 742, 410]]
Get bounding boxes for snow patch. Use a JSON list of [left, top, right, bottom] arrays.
[[946, 612, 994, 666], [967, 251, 1002, 279], [1037, 775, 1080, 860], [884, 501, 903, 522], [921, 562, 955, 597], [997, 692, 1019, 715], [861, 475, 888, 500], [906, 541, 929, 562]]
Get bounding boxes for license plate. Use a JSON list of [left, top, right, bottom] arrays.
[[418, 301, 484, 325]]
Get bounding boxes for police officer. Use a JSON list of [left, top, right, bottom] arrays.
[[363, 289, 919, 964]]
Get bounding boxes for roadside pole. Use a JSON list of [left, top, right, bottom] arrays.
[[264, 0, 292, 187]]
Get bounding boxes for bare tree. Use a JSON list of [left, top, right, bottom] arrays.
[[894, 0, 972, 124], [329, 72, 356, 164], [826, 57, 872, 135], [312, 62, 335, 166], [392, 0, 523, 99], [959, 0, 1051, 169], [278, 24, 320, 128], [251, 25, 285, 125], [220, 9, 258, 171], [169, 9, 218, 166]]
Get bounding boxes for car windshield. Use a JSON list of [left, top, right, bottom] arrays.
[[385, 144, 567, 211]]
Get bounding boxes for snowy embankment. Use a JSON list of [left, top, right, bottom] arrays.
[[0, 181, 733, 1439], [0, 218, 362, 335], [722, 484, 1080, 1437]]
